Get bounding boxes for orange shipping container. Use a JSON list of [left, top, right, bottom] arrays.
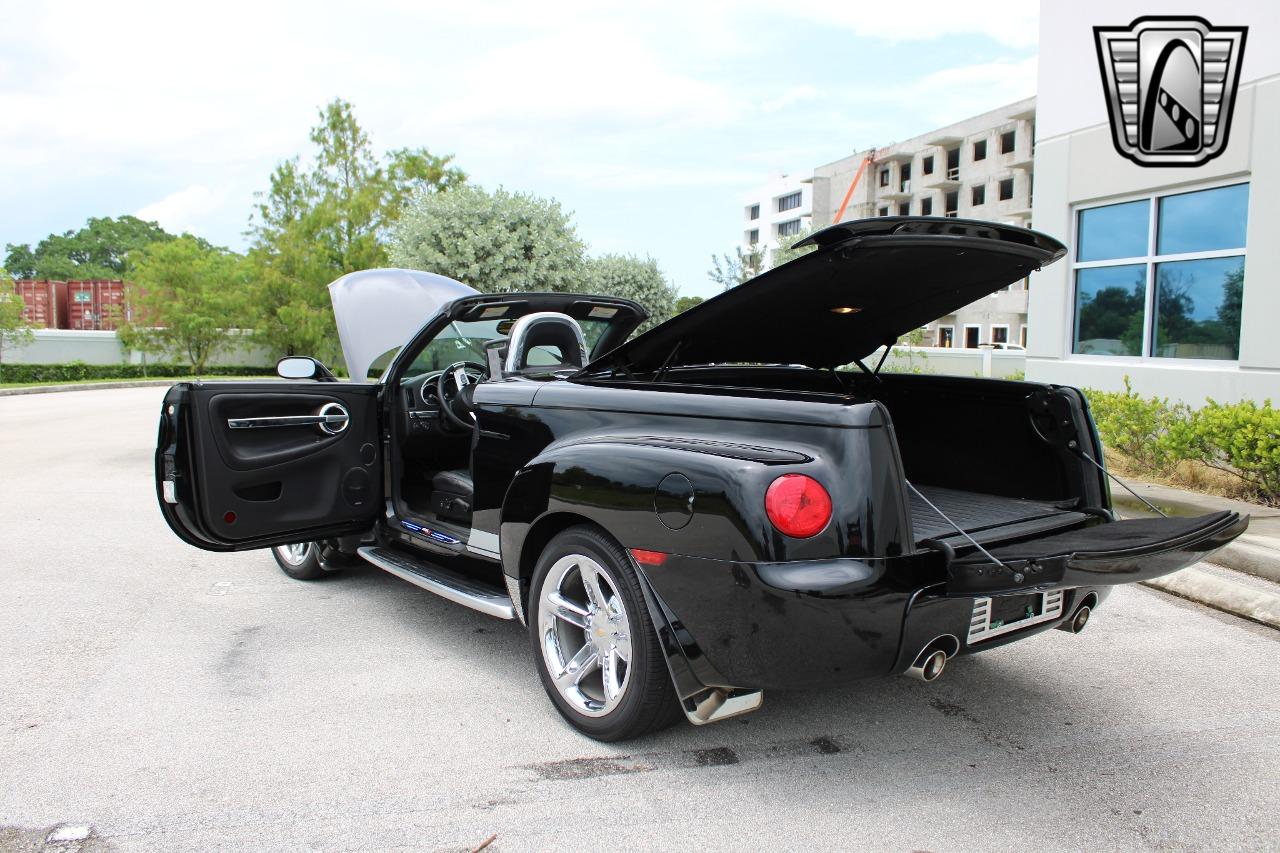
[[12, 279, 68, 329], [66, 280, 127, 331]]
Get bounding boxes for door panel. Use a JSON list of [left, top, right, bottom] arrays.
[[156, 381, 382, 551], [945, 511, 1247, 596]]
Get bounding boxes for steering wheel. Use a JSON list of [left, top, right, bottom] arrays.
[[435, 361, 487, 432]]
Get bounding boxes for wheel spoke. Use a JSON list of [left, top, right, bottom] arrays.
[[547, 592, 590, 628], [554, 643, 599, 690], [613, 630, 632, 663], [580, 563, 608, 609], [601, 648, 622, 707]]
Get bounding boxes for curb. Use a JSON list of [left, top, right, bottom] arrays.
[[0, 379, 182, 396], [1212, 537, 1280, 584], [1144, 567, 1280, 630]]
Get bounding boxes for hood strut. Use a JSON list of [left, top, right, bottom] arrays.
[[852, 337, 897, 383]]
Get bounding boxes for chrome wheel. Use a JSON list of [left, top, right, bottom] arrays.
[[538, 553, 634, 718], [274, 542, 313, 566]]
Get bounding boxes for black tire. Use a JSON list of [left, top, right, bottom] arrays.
[[270, 542, 325, 580], [528, 525, 683, 741]]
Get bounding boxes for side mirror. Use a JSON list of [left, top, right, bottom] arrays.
[[276, 356, 337, 382]]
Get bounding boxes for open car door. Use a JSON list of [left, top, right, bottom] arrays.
[[155, 381, 382, 552]]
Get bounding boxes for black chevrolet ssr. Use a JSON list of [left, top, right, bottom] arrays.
[[155, 217, 1247, 741]]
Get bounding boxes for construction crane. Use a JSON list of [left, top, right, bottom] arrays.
[[832, 150, 876, 224]]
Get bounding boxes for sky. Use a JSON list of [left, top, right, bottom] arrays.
[[0, 0, 1040, 298]]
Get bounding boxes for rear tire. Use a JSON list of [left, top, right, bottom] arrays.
[[528, 525, 683, 741], [271, 542, 325, 580]]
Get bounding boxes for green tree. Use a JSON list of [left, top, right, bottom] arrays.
[[0, 270, 34, 382], [674, 295, 704, 313], [389, 184, 585, 294], [581, 254, 678, 334], [117, 237, 251, 373], [249, 98, 465, 364], [5, 215, 176, 280], [707, 244, 765, 291], [769, 225, 816, 268]]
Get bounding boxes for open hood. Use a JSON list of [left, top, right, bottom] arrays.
[[579, 217, 1067, 375], [329, 268, 477, 382]]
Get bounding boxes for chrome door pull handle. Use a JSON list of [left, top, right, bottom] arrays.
[[228, 403, 349, 435]]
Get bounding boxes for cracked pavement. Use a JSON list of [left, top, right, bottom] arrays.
[[2, 387, 1278, 851]]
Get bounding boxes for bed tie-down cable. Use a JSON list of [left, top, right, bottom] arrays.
[[1067, 440, 1169, 518], [905, 479, 1012, 573]]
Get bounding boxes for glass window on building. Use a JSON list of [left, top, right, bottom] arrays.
[[1071, 183, 1249, 361], [777, 218, 801, 237], [747, 229, 759, 245], [777, 191, 802, 212], [920, 197, 933, 216], [748, 204, 760, 220]]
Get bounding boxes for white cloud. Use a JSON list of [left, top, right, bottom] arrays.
[[899, 56, 1039, 125], [136, 185, 229, 236], [776, 1, 1039, 49]]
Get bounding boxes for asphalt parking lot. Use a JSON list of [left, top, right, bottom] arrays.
[[2, 386, 1278, 852]]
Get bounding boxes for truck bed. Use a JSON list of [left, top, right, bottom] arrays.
[[910, 485, 1089, 547]]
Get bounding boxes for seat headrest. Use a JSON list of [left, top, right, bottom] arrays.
[[504, 312, 588, 374]]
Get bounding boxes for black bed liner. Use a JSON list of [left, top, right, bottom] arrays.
[[910, 485, 1088, 546]]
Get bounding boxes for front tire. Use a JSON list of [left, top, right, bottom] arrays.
[[271, 542, 324, 580], [528, 526, 682, 741]]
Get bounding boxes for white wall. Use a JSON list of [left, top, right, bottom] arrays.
[[1036, 0, 1280, 142], [878, 346, 1027, 379], [6, 329, 275, 367], [1028, 0, 1280, 405], [740, 173, 813, 255]]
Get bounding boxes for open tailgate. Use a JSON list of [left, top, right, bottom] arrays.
[[946, 511, 1248, 596]]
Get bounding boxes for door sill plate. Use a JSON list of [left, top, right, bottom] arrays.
[[357, 546, 516, 620]]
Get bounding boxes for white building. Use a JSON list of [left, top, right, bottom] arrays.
[[810, 99, 1038, 349], [1027, 0, 1280, 404], [739, 172, 813, 261]]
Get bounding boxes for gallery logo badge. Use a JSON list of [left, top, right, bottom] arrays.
[[1094, 16, 1247, 167]]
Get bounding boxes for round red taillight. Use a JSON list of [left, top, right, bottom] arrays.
[[764, 474, 832, 538]]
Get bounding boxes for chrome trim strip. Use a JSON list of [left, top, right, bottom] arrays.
[[504, 573, 525, 625], [357, 546, 515, 620], [467, 528, 501, 559], [967, 590, 1066, 644], [227, 410, 349, 431]]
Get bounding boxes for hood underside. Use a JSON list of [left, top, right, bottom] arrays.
[[580, 217, 1067, 374]]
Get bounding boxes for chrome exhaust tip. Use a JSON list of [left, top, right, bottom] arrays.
[[908, 648, 948, 682], [1064, 605, 1091, 634]]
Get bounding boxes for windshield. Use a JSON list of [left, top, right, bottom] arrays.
[[399, 316, 616, 382]]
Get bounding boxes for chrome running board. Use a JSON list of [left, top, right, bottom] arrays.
[[357, 546, 516, 620]]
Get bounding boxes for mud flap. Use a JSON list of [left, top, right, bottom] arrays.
[[946, 511, 1247, 596]]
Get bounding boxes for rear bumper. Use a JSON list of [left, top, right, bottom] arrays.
[[638, 552, 1111, 692]]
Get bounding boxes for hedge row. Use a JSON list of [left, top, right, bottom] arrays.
[[1086, 377, 1280, 505], [1, 362, 276, 384]]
